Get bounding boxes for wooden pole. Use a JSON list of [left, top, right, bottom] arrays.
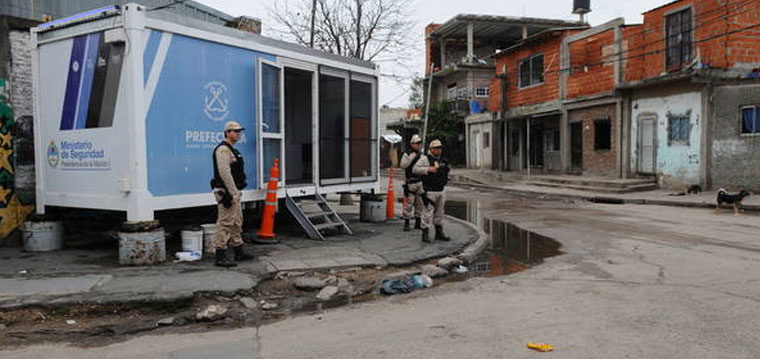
[[309, 0, 317, 48], [422, 63, 434, 145]]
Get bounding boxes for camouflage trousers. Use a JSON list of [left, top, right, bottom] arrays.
[[403, 182, 424, 219], [214, 191, 243, 250]]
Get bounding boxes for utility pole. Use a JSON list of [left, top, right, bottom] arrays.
[[309, 0, 317, 48], [355, 0, 362, 58]]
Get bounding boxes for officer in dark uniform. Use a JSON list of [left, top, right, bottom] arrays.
[[211, 121, 254, 267]]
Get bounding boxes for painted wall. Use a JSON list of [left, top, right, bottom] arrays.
[[467, 121, 492, 169], [710, 83, 760, 191], [630, 90, 702, 188]]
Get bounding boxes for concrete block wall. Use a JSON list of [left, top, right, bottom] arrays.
[[710, 83, 760, 192]]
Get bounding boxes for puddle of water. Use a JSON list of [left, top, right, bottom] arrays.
[[445, 200, 563, 277]]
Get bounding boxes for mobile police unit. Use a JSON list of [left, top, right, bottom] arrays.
[[33, 4, 379, 224]]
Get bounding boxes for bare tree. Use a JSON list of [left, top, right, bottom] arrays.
[[270, 0, 413, 63]]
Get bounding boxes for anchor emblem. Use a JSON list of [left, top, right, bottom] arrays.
[[204, 81, 230, 121]]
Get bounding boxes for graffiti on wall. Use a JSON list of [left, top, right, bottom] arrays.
[[0, 78, 35, 238]]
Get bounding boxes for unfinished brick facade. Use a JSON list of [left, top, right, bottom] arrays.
[[625, 0, 760, 82], [569, 105, 617, 177], [492, 33, 574, 110], [566, 29, 617, 99]]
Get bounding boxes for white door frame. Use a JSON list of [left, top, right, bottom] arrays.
[[258, 58, 285, 188], [637, 114, 657, 175], [280, 58, 319, 187]]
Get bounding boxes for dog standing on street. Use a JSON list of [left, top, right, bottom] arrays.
[[715, 189, 751, 216]]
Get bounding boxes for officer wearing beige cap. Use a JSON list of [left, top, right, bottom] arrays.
[[399, 134, 424, 231], [210, 121, 254, 267], [412, 139, 452, 243]]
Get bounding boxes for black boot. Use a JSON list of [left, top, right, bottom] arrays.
[[232, 245, 254, 261], [215, 248, 237, 267], [421, 228, 431, 243], [414, 217, 422, 230], [403, 219, 411, 232], [434, 225, 451, 241]]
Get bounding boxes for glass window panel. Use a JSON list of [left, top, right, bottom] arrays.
[[350, 80, 373, 179], [754, 107, 760, 133], [531, 55, 544, 84], [319, 74, 346, 180], [262, 63, 280, 133], [263, 138, 281, 181], [519, 59, 530, 87], [743, 108, 755, 133]]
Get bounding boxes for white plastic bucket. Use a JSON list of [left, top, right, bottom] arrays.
[[22, 220, 64, 252], [200, 223, 217, 254], [118, 228, 166, 265], [181, 229, 203, 252]]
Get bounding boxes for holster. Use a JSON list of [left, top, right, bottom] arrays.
[[211, 178, 233, 208], [403, 184, 410, 197]]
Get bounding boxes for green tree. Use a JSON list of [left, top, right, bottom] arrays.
[[424, 102, 465, 165], [407, 76, 424, 109]]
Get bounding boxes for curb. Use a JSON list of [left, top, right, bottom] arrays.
[[444, 214, 490, 265], [450, 181, 760, 212]]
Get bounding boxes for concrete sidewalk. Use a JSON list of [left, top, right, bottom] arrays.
[[0, 200, 480, 309], [450, 168, 760, 211]]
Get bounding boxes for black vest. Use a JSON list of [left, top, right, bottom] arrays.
[[422, 154, 449, 192], [212, 141, 247, 190], [404, 150, 422, 183]]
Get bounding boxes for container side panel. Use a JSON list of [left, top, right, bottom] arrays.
[[143, 30, 162, 86], [39, 35, 131, 200], [145, 32, 275, 196]]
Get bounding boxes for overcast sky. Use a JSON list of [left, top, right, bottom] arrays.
[[195, 0, 673, 108]]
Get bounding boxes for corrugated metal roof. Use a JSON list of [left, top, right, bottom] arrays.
[[429, 14, 584, 40], [0, 0, 234, 25]]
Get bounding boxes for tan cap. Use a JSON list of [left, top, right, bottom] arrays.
[[429, 139, 442, 148], [224, 121, 245, 131], [410, 135, 422, 144]]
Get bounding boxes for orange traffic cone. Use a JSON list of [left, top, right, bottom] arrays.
[[257, 158, 279, 240], [386, 168, 395, 220]]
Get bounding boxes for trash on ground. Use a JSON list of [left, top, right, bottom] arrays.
[[65, 320, 76, 325], [18, 270, 27, 275], [174, 251, 201, 262], [452, 265, 469, 273], [527, 342, 554, 352], [380, 279, 416, 295], [381, 274, 433, 295], [412, 274, 433, 288]]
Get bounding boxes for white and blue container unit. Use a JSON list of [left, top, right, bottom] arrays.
[[33, 4, 379, 222]]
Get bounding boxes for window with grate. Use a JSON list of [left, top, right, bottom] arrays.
[[666, 8, 692, 71], [475, 87, 490, 97], [667, 115, 690, 145], [519, 54, 544, 88]]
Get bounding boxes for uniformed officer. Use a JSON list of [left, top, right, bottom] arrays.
[[399, 134, 424, 232], [412, 139, 452, 243], [211, 121, 254, 267]]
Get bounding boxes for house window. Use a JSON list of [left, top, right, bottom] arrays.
[[475, 87, 490, 97], [519, 54, 544, 88], [668, 115, 690, 145], [594, 119, 611, 150], [666, 8, 692, 71], [741, 106, 760, 134], [483, 132, 490, 148]]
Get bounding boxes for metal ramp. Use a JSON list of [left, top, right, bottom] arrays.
[[286, 189, 352, 241]]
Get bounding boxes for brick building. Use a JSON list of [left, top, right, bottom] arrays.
[[483, 0, 760, 190]]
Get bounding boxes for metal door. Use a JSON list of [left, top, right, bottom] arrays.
[[638, 116, 656, 174], [570, 122, 582, 171]]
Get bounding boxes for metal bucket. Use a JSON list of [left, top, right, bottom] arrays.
[[360, 199, 385, 223], [118, 227, 166, 265], [22, 220, 64, 252], [200, 223, 217, 255]]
